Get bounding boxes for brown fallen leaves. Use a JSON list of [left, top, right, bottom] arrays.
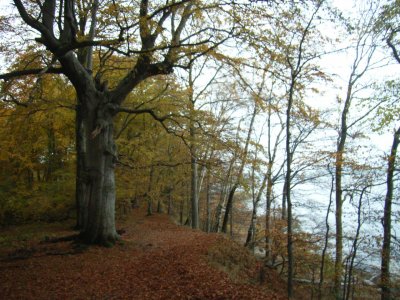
[[0, 210, 287, 299]]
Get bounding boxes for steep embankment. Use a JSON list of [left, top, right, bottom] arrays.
[[0, 209, 287, 299]]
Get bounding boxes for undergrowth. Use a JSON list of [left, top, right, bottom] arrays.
[[207, 236, 261, 284]]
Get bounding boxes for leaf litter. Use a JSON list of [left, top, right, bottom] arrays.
[[0, 209, 287, 299]]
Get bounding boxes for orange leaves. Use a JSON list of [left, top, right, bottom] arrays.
[[0, 209, 287, 299]]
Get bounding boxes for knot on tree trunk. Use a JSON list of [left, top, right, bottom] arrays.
[[91, 100, 119, 139]]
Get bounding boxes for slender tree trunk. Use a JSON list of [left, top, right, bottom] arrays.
[[343, 256, 350, 300], [345, 188, 366, 300], [186, 183, 192, 226], [334, 83, 352, 299], [147, 196, 153, 216], [25, 167, 34, 189], [157, 199, 162, 213], [180, 193, 184, 225], [147, 166, 155, 216], [188, 64, 199, 229], [245, 206, 257, 248], [265, 170, 273, 263], [286, 83, 294, 299], [187, 62, 221, 228], [280, 4, 323, 296], [384, 18, 400, 300], [311, 269, 316, 300], [213, 199, 224, 232], [222, 106, 257, 233], [206, 171, 211, 233], [334, 151, 344, 299], [264, 93, 283, 263], [191, 155, 199, 228], [318, 166, 334, 300], [213, 155, 236, 232], [246, 143, 258, 249], [331, 21, 378, 294], [197, 156, 210, 203], [381, 126, 400, 300], [229, 203, 234, 237], [222, 184, 238, 233], [86, 0, 99, 72], [45, 125, 56, 181], [245, 172, 268, 248], [167, 187, 173, 215], [281, 180, 287, 220]]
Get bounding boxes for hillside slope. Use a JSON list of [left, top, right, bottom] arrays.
[[0, 209, 287, 299]]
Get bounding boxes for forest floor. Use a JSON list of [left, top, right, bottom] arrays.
[[0, 209, 288, 299]]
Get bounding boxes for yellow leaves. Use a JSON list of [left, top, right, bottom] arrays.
[[0, 66, 75, 195], [251, 92, 266, 111], [11, 46, 45, 70], [191, 4, 205, 22], [371, 80, 400, 132], [310, 87, 320, 94]]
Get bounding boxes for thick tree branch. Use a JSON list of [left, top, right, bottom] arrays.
[[13, 0, 59, 51], [42, 0, 56, 33], [60, 0, 78, 44], [387, 28, 400, 64], [0, 67, 64, 81], [57, 38, 123, 56]]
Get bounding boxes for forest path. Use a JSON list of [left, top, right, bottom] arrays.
[[0, 209, 286, 299]]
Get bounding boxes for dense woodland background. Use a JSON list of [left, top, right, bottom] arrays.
[[0, 0, 400, 299]]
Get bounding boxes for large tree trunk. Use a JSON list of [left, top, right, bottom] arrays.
[[78, 92, 119, 246], [75, 1, 98, 230], [75, 104, 88, 229], [75, 102, 88, 229]]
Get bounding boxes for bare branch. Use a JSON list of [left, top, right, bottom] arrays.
[[117, 107, 172, 122]]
